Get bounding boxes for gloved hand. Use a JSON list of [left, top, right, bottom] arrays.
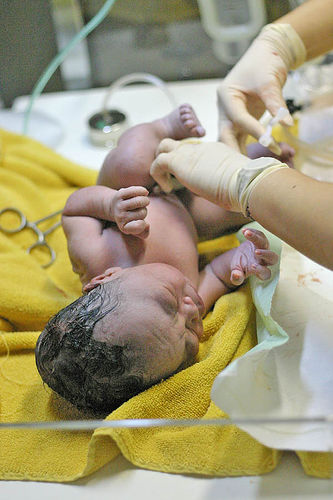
[[217, 23, 306, 154], [150, 138, 288, 215]]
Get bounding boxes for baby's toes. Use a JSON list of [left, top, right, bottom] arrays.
[[179, 105, 205, 137]]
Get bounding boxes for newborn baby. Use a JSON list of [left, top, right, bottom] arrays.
[[36, 105, 279, 416]]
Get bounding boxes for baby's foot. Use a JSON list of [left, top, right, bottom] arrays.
[[111, 186, 150, 239], [230, 228, 278, 286], [161, 104, 205, 140]]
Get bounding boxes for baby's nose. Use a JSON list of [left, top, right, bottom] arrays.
[[184, 297, 202, 325]]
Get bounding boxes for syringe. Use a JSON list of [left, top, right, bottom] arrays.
[[259, 107, 290, 148]]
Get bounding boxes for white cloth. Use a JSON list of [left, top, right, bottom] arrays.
[[212, 225, 333, 452]]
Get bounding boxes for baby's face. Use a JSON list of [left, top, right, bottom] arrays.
[[93, 263, 205, 385]]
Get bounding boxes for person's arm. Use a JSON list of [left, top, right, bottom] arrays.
[[247, 167, 333, 270], [150, 138, 333, 270], [217, 0, 333, 152], [276, 0, 333, 61]]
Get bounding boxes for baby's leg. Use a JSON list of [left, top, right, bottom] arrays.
[[178, 189, 250, 240], [97, 104, 205, 190]]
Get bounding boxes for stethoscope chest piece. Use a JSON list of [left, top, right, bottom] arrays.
[[88, 109, 128, 148]]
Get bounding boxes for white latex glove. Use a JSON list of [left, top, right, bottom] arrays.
[[217, 23, 306, 154], [150, 138, 288, 215]]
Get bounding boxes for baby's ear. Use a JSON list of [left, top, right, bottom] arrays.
[[82, 267, 123, 293]]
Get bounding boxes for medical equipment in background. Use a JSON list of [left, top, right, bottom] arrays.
[[265, 58, 333, 182], [0, 0, 118, 146], [23, 0, 118, 135], [0, 208, 62, 268], [281, 91, 333, 182], [22, 1, 176, 146], [88, 72, 177, 147], [50, 0, 92, 90], [197, 0, 266, 65]]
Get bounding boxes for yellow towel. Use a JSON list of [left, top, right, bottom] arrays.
[[0, 129, 330, 482]]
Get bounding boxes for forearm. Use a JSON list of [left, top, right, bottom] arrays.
[[63, 186, 117, 221], [62, 213, 107, 286], [198, 255, 237, 313], [248, 168, 333, 270], [276, 0, 333, 60]]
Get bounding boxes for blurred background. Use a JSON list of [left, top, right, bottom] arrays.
[[0, 0, 303, 108]]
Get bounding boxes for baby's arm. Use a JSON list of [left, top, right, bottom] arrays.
[[198, 228, 278, 313], [62, 185, 150, 284], [63, 185, 150, 238]]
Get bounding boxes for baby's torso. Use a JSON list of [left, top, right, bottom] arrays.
[[87, 193, 200, 285]]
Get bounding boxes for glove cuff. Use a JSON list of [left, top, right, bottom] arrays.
[[260, 23, 307, 70], [229, 158, 289, 215]]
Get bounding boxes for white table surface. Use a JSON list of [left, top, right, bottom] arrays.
[[3, 79, 332, 497], [13, 79, 222, 169]]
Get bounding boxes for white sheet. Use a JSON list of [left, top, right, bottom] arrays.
[[212, 240, 333, 452]]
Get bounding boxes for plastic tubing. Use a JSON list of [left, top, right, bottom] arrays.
[[101, 72, 178, 120], [23, 0, 117, 134]]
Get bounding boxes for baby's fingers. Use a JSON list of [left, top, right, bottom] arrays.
[[123, 220, 150, 238], [118, 186, 149, 200], [254, 249, 278, 266], [242, 228, 269, 249], [252, 264, 271, 281], [122, 195, 150, 211], [122, 206, 148, 224], [230, 269, 245, 286]]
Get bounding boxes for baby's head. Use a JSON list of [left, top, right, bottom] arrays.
[[36, 264, 204, 416]]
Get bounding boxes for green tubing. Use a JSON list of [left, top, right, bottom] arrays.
[[23, 0, 117, 134]]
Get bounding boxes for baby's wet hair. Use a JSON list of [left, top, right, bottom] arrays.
[[35, 279, 146, 416]]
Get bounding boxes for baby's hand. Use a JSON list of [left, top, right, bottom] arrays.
[[230, 228, 278, 286], [112, 186, 150, 239]]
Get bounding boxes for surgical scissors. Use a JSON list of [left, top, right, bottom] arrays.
[[0, 207, 63, 268]]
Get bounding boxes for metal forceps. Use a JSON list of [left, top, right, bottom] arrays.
[[0, 207, 63, 268]]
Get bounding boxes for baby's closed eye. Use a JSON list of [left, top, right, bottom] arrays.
[[156, 290, 178, 316]]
